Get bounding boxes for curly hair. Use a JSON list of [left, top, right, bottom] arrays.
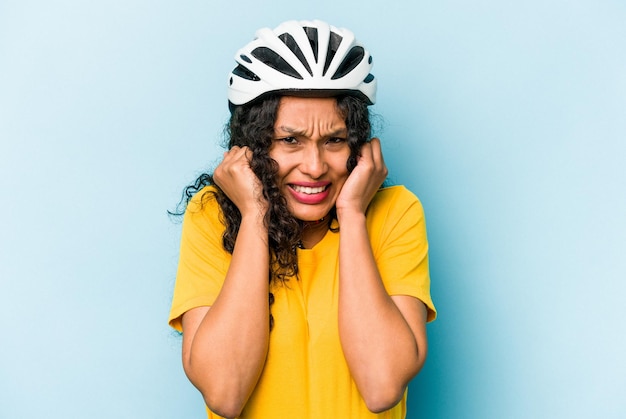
[[174, 94, 372, 328]]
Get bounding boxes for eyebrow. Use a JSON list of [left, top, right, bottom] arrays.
[[276, 126, 348, 137]]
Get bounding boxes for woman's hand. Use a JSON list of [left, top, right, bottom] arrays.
[[335, 137, 388, 217], [213, 146, 268, 217], [335, 137, 427, 412], [182, 145, 272, 418]]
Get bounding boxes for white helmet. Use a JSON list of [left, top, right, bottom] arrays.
[[228, 20, 377, 107]]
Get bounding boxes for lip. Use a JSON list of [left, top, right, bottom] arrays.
[[290, 181, 330, 188], [287, 182, 331, 205]]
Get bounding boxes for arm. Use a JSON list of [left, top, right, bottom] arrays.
[[336, 139, 429, 412], [181, 147, 270, 419]]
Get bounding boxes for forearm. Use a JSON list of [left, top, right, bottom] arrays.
[[185, 214, 270, 417], [337, 211, 422, 412]]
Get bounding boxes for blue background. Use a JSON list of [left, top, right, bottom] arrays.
[[1, 1, 625, 418]]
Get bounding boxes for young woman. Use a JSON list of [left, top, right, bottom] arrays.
[[169, 20, 436, 419]]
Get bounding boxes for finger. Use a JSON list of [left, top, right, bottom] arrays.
[[369, 137, 386, 168], [223, 147, 249, 168], [243, 147, 254, 163], [226, 145, 241, 155], [357, 141, 375, 169], [222, 146, 240, 161]]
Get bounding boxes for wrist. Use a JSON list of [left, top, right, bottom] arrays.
[[240, 204, 269, 226], [336, 207, 367, 224]]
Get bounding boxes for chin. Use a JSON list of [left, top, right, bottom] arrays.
[[300, 217, 327, 223], [294, 213, 328, 222], [290, 206, 331, 222]]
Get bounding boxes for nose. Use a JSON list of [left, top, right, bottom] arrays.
[[300, 144, 327, 179]]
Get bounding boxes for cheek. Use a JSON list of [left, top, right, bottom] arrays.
[[270, 154, 293, 185], [334, 177, 349, 194], [332, 152, 351, 177]]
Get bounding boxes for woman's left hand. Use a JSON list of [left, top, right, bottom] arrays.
[[335, 137, 388, 217]]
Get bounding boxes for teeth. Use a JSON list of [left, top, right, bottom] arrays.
[[292, 185, 326, 194]]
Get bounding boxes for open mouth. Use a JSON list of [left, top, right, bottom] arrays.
[[289, 184, 329, 194]]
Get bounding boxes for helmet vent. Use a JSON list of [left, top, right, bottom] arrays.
[[278, 33, 313, 76], [364, 73, 375, 83], [322, 32, 343, 76], [303, 27, 319, 62], [251, 47, 304, 80], [331, 46, 364, 80], [232, 64, 260, 81]]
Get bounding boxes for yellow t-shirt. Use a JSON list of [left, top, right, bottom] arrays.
[[169, 185, 436, 418]]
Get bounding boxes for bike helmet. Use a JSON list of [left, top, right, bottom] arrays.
[[228, 20, 376, 109]]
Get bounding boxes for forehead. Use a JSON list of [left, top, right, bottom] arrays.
[[274, 96, 346, 133]]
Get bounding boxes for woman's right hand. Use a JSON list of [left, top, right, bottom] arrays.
[[213, 146, 268, 217], [184, 146, 271, 417]]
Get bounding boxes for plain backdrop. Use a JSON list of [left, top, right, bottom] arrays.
[[1, 1, 625, 418]]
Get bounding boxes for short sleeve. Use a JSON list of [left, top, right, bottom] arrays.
[[168, 188, 232, 331], [367, 186, 437, 322]]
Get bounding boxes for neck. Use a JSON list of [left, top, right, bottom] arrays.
[[299, 217, 330, 249]]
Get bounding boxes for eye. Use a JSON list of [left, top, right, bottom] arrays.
[[279, 136, 298, 144], [327, 137, 347, 145]]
